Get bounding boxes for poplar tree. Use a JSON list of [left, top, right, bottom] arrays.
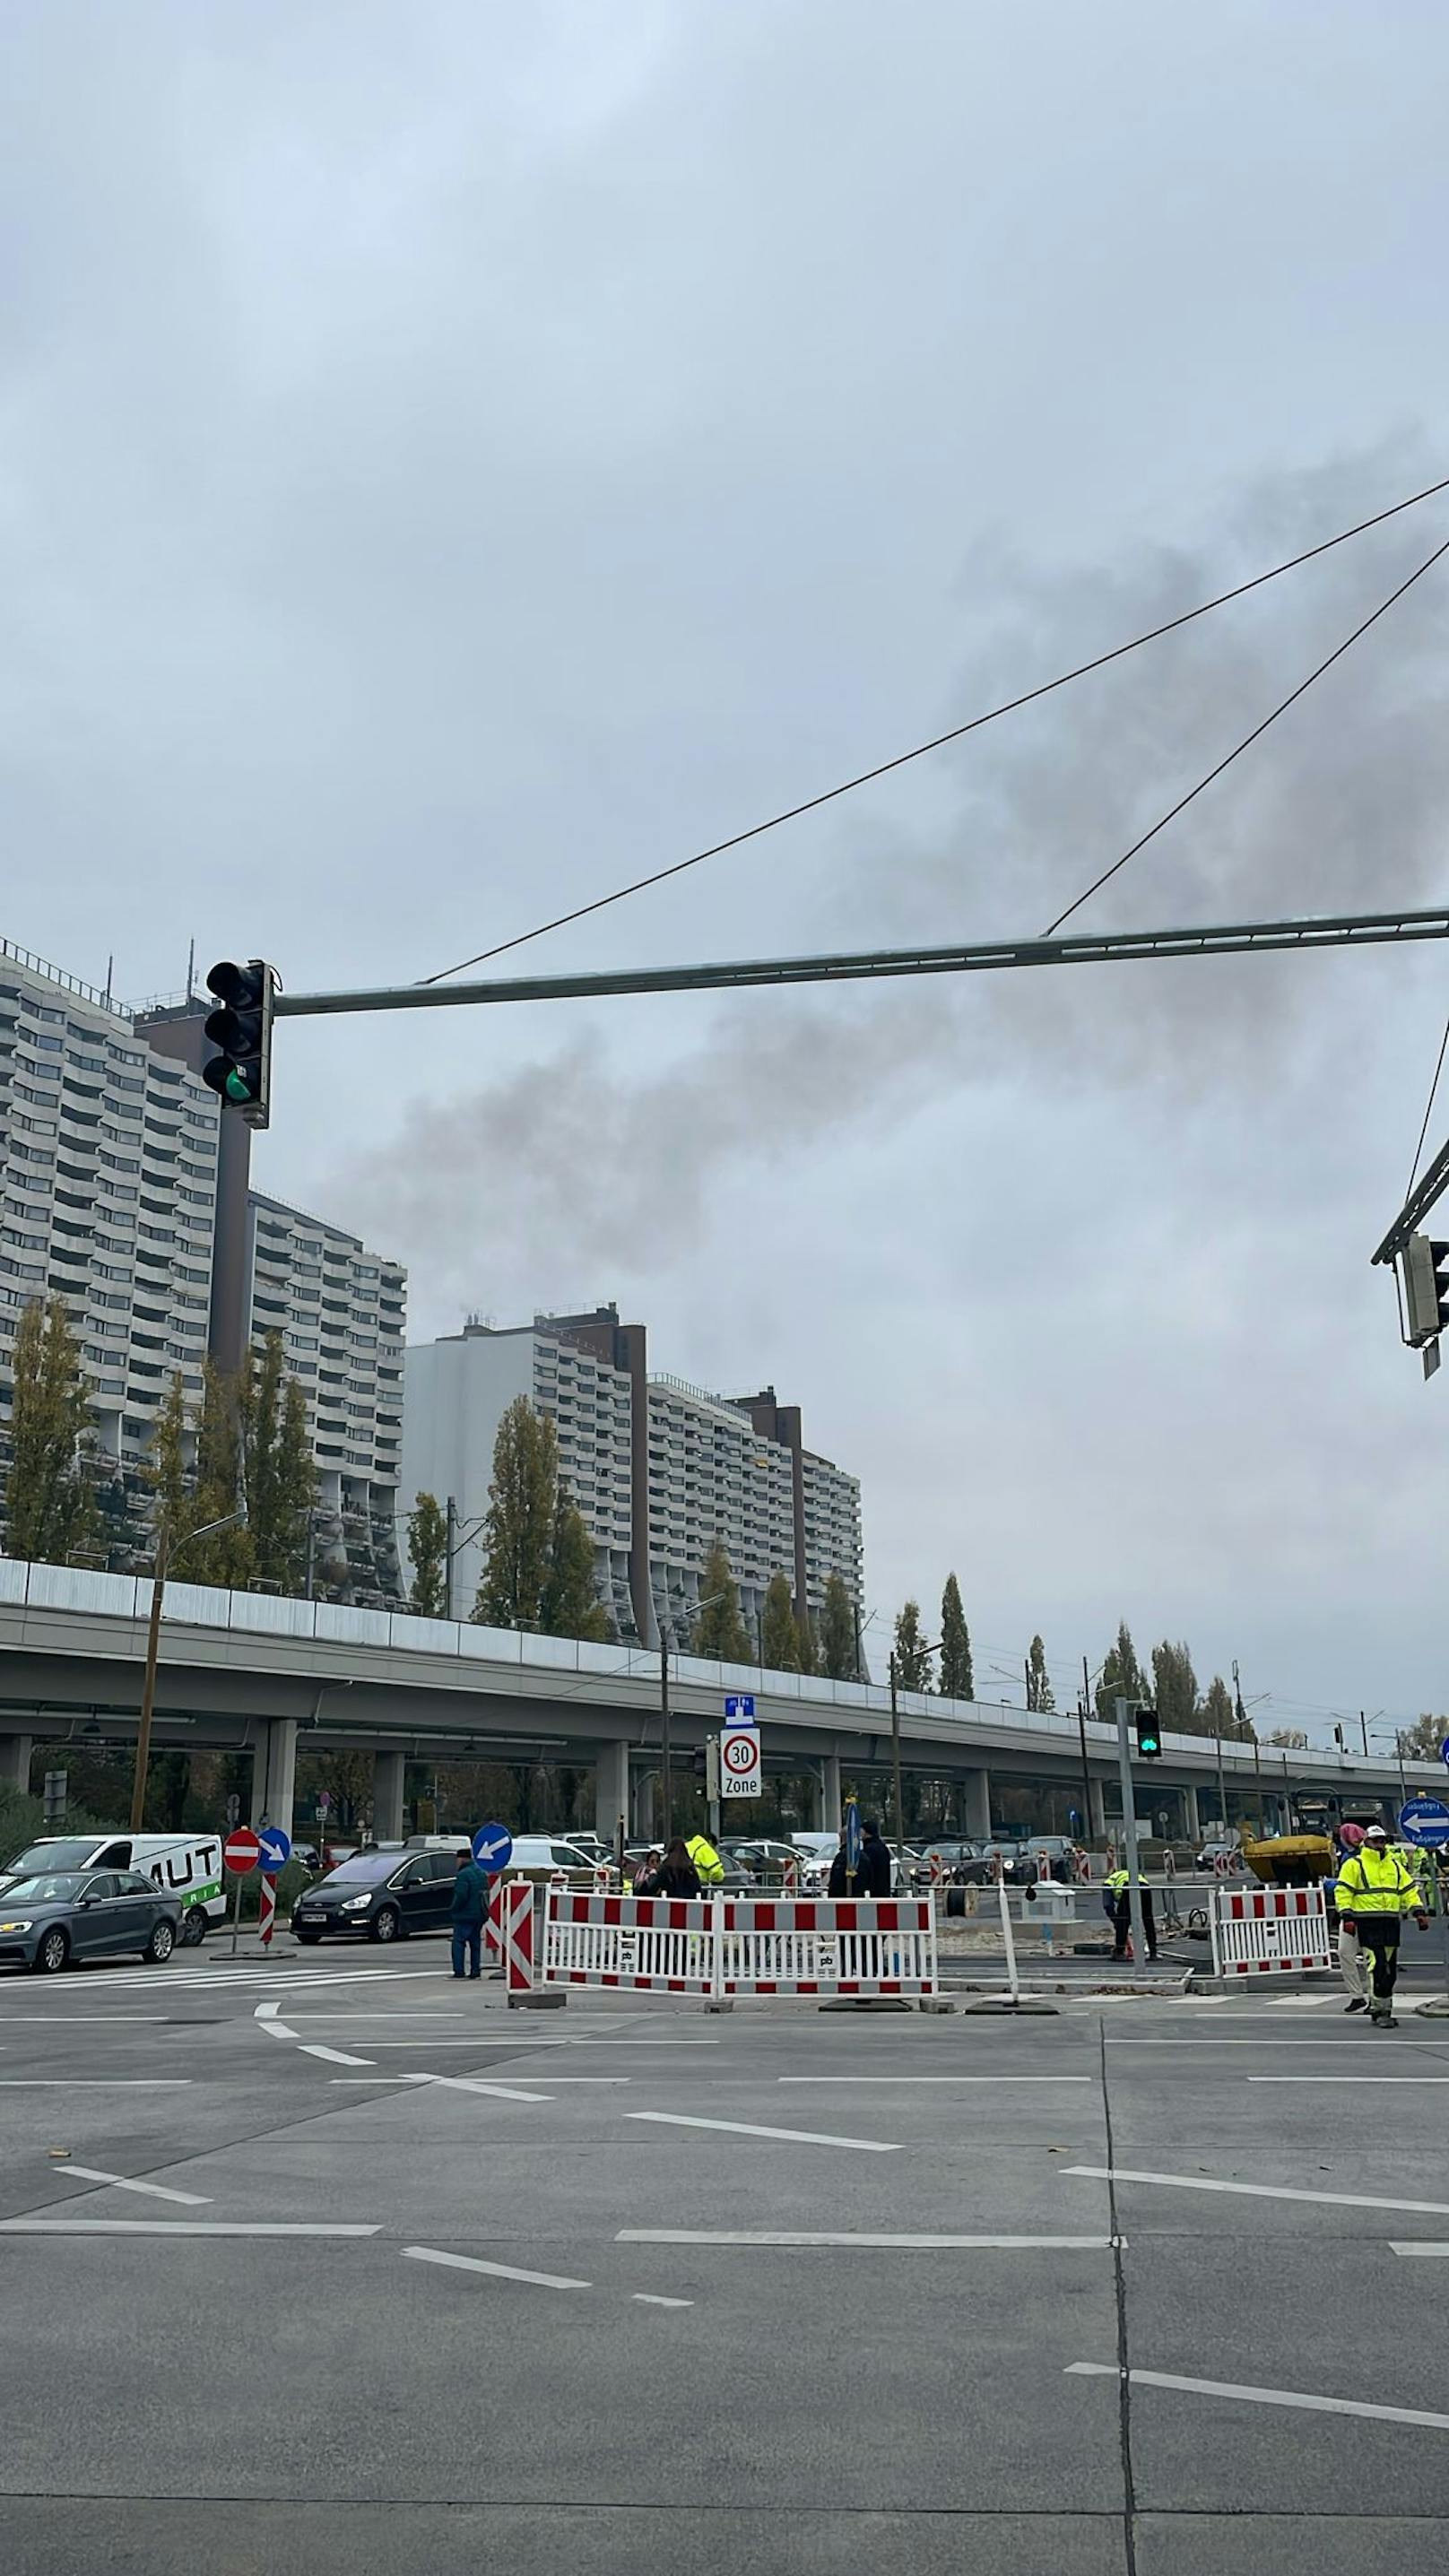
[[406, 1492, 448, 1618], [3, 1295, 98, 1565], [938, 1574, 974, 1700]]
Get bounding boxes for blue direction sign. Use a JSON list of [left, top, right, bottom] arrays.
[[1441, 1735, 1449, 1768], [1399, 1797, 1449, 1850], [724, 1694, 757, 1722], [472, 1822, 514, 1873], [843, 1796, 862, 1879], [256, 1825, 291, 1875]]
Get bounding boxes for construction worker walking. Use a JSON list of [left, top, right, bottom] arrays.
[[1332, 1825, 1373, 2014], [1334, 1823, 1428, 2027], [1105, 1865, 1158, 1963]]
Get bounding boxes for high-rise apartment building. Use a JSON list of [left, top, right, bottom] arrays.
[[0, 941, 218, 1506], [401, 1305, 863, 1649], [245, 1193, 407, 1606], [0, 941, 407, 1600]]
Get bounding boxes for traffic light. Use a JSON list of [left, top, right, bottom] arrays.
[[202, 960, 276, 1129], [1135, 1708, 1162, 1761], [1401, 1234, 1449, 1351]]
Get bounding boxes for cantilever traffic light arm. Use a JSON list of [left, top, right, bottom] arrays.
[[268, 900, 1449, 1024], [1371, 1131, 1449, 1268]]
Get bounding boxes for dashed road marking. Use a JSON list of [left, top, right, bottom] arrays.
[[625, 2112, 898, 2153], [402, 2243, 588, 2291], [1066, 2359, 1449, 2433]]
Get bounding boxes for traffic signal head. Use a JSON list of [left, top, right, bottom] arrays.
[[1401, 1234, 1449, 1352], [1135, 1709, 1162, 1760], [203, 959, 275, 1129]]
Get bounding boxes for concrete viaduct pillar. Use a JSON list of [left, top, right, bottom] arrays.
[[1182, 1783, 1202, 1843], [1087, 1776, 1107, 1841], [595, 1740, 630, 1843], [959, 1769, 991, 1840], [258, 1718, 298, 1840], [0, 1734, 32, 1795], [372, 1748, 406, 1842], [819, 1753, 842, 1834]]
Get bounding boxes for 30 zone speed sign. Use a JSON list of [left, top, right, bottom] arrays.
[[720, 1725, 762, 1799]]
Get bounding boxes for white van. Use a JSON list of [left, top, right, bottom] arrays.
[[0, 1832, 226, 1945]]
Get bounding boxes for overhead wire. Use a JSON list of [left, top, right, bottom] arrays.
[[420, 470, 1449, 986], [1041, 525, 1449, 935], [1404, 1006, 1449, 1197]]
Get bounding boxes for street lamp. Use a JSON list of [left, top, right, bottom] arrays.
[[889, 1639, 941, 1855], [658, 1589, 734, 1843], [130, 1505, 247, 1830]]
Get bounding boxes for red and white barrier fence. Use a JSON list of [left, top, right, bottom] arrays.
[[502, 1884, 939, 2003], [1210, 1883, 1332, 1977]]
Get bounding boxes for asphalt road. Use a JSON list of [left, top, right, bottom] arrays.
[[1, 1932, 1447, 2572]]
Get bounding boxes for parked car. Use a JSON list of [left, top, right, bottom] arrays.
[[0, 1868, 182, 1973], [723, 1839, 803, 1878], [292, 1847, 458, 1944]]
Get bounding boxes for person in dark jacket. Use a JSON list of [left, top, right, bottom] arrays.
[[828, 1819, 891, 1898], [449, 1849, 490, 1980], [652, 1837, 701, 1898]]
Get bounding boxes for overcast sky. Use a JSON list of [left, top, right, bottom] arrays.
[[4, 2, 1448, 1736]]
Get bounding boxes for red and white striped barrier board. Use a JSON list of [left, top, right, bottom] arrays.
[[1210, 1884, 1332, 1977], [543, 1891, 715, 1993], [503, 1879, 537, 1994], [512, 1888, 939, 2001]]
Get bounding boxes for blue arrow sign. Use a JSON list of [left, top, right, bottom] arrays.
[[1399, 1797, 1449, 1849], [256, 1825, 291, 1875], [724, 1694, 757, 1722], [1441, 1735, 1449, 1769], [472, 1822, 514, 1872]]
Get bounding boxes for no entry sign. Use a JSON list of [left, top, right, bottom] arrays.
[[223, 1827, 262, 1876]]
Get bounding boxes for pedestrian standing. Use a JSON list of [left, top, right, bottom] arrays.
[[448, 1847, 490, 1981], [631, 1847, 663, 1895], [652, 1837, 702, 1898], [1333, 1823, 1427, 2027], [857, 1817, 893, 1897], [1333, 1824, 1372, 2014]]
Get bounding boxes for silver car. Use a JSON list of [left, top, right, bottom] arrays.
[[0, 1868, 182, 1974]]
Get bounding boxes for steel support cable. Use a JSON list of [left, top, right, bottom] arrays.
[[421, 473, 1449, 986]]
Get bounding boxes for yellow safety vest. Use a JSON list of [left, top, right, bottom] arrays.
[[1335, 1847, 1419, 1917], [1105, 1869, 1129, 1893], [686, 1834, 724, 1885]]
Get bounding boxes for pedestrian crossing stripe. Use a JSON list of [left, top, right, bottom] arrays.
[[1, 1963, 452, 1999]]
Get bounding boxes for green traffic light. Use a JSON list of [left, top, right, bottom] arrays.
[[222, 1067, 255, 1104]]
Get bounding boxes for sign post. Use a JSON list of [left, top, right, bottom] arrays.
[[843, 1795, 861, 1896], [223, 1826, 261, 1956], [1114, 1699, 1150, 1982], [1400, 1797, 1449, 2001], [256, 1827, 291, 1953]]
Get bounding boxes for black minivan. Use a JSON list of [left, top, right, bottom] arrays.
[[292, 1847, 457, 1944]]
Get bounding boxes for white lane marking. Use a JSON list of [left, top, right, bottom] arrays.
[[777, 2076, 1091, 2086], [0, 2220, 378, 2236], [0, 2079, 191, 2088], [353, 2040, 539, 2050], [1392, 2243, 1449, 2257], [620, 2229, 1120, 2249], [54, 2165, 209, 2206], [0, 2017, 168, 2025], [254, 2001, 283, 2021], [1103, 2037, 1441, 2049], [1064, 2164, 1449, 2217], [625, 2112, 898, 2154], [632, 2292, 694, 2307], [402, 2243, 589, 2291], [299, 2044, 375, 2068], [400, 2072, 552, 2104], [1249, 2077, 1449, 2086], [1065, 2359, 1449, 2433]]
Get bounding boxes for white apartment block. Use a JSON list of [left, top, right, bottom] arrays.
[[0, 941, 218, 1488], [402, 1305, 864, 1652], [246, 1193, 407, 1607]]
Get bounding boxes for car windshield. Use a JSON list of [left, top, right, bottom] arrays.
[[1, 1874, 88, 1904], [321, 1853, 397, 1886], [3, 1840, 99, 1875]]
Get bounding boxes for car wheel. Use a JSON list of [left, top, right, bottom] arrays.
[[34, 1927, 69, 1974], [178, 1911, 206, 1948], [370, 1905, 401, 1943], [142, 1921, 176, 1965], [295, 1930, 323, 1946]]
